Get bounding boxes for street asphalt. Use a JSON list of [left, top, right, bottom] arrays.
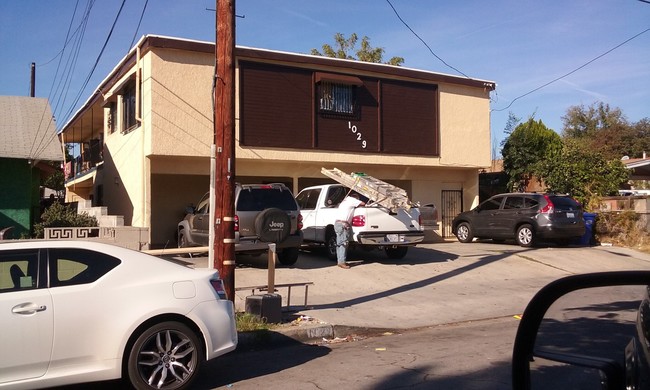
[[172, 241, 650, 344]]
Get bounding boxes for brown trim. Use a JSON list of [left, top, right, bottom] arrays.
[[377, 79, 382, 152], [311, 73, 316, 148], [315, 72, 363, 86]]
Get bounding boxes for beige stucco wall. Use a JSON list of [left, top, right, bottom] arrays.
[[438, 83, 492, 167], [148, 49, 214, 157]]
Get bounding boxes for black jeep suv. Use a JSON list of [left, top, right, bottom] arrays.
[[452, 193, 586, 247]]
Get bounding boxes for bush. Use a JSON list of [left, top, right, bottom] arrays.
[[595, 211, 649, 252], [34, 202, 98, 238]]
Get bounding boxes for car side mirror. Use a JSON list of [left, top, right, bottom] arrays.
[[512, 271, 650, 390]]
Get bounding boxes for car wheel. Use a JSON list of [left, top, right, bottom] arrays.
[[127, 321, 203, 390], [255, 208, 291, 243], [385, 246, 408, 259], [177, 230, 188, 248], [277, 247, 299, 266], [177, 230, 192, 258], [455, 222, 474, 243], [325, 229, 337, 261], [516, 224, 535, 247]]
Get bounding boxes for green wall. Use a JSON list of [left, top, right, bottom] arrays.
[[0, 158, 41, 238]]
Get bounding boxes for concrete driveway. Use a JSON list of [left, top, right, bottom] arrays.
[[185, 242, 650, 330]]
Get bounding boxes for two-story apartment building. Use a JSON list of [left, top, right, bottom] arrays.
[[59, 35, 495, 248]]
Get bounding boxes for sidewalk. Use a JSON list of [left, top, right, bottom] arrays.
[[176, 242, 650, 344]]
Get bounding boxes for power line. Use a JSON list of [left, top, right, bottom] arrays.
[[129, 0, 149, 51], [29, 0, 82, 160], [60, 0, 126, 126], [492, 27, 650, 112], [385, 0, 469, 78]]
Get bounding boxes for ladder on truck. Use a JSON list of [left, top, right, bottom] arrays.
[[321, 167, 413, 212]]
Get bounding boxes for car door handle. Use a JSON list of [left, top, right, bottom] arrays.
[[12, 303, 47, 315]]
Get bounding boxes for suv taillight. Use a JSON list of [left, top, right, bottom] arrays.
[[210, 279, 228, 300], [351, 215, 365, 227], [234, 215, 239, 232], [539, 195, 554, 214], [297, 214, 303, 230]]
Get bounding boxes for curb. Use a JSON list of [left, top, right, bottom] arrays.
[[236, 324, 398, 350]]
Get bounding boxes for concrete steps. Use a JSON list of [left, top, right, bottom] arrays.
[[77, 199, 124, 227]]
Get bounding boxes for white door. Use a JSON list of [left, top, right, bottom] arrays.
[[0, 285, 54, 383]]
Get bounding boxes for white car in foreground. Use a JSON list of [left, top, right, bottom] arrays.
[[0, 240, 237, 390]]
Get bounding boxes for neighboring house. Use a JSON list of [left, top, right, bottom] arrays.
[[0, 96, 62, 238], [623, 155, 650, 182], [59, 35, 496, 247]]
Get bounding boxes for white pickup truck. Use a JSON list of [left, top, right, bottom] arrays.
[[295, 170, 437, 260]]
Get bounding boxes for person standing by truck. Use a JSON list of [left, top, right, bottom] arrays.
[[334, 193, 365, 268]]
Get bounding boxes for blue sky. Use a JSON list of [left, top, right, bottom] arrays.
[[1, 1, 649, 153]]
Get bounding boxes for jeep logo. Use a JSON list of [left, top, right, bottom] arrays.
[[269, 221, 285, 229]]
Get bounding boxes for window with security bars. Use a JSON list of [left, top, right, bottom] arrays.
[[318, 82, 356, 115]]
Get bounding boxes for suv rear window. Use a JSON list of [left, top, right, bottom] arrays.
[[549, 196, 581, 211], [237, 188, 298, 211]]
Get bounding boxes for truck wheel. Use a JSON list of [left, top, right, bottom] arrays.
[[178, 229, 188, 248], [255, 208, 291, 243], [277, 247, 299, 266], [325, 230, 337, 261], [385, 246, 408, 259], [177, 230, 191, 258]]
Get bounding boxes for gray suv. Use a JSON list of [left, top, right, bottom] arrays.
[[452, 192, 586, 247], [178, 183, 303, 265]]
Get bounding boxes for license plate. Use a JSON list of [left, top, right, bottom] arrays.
[[566, 212, 575, 218], [387, 234, 399, 242]]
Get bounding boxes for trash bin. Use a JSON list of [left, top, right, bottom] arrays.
[[578, 212, 597, 246]]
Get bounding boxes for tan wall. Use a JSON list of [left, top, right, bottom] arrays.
[[148, 49, 214, 157], [438, 84, 492, 168]]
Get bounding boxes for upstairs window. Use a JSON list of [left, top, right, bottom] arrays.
[[122, 80, 137, 133], [318, 82, 355, 115], [315, 72, 362, 118]]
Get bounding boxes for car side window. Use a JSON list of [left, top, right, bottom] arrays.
[[195, 193, 210, 214], [326, 186, 347, 207], [523, 197, 539, 209], [296, 189, 321, 210], [48, 248, 121, 287], [503, 196, 523, 210], [480, 197, 503, 211], [0, 250, 39, 292]]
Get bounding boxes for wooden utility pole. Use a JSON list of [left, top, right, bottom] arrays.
[[214, 0, 236, 301]]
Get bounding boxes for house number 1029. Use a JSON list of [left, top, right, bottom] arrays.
[[348, 121, 367, 149]]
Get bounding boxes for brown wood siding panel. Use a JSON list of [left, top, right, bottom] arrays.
[[316, 79, 379, 152], [239, 61, 312, 148], [381, 81, 438, 156]]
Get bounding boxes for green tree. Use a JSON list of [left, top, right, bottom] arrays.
[[311, 33, 405, 66], [560, 102, 645, 160], [501, 118, 562, 191], [542, 139, 629, 209], [630, 118, 650, 159]]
